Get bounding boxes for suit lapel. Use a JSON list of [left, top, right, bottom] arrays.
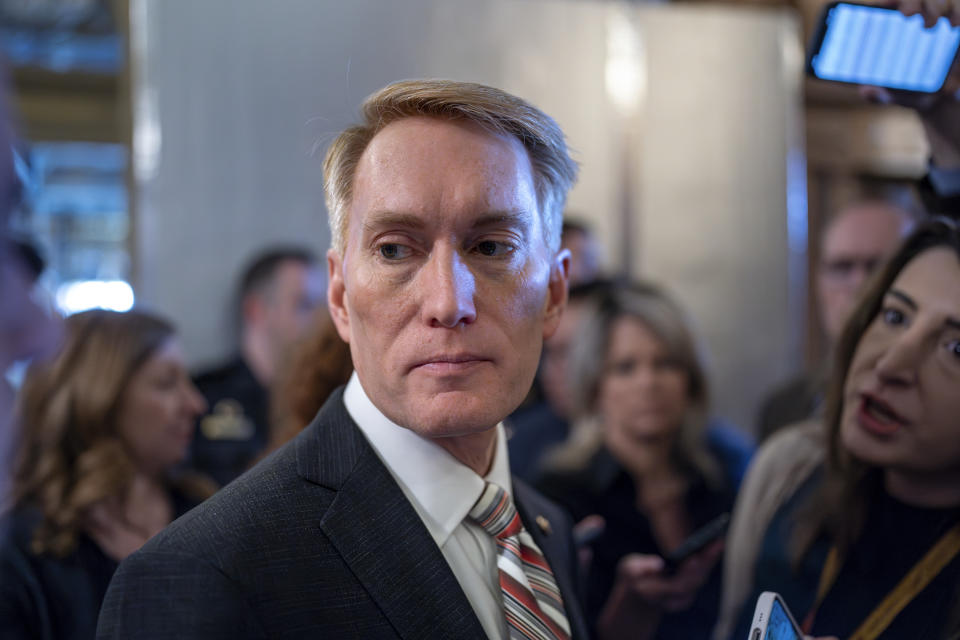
[[514, 480, 588, 640], [298, 391, 487, 640]]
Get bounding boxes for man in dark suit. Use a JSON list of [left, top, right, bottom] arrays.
[[97, 79, 587, 639]]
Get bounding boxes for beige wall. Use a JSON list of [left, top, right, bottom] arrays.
[[131, 0, 805, 432]]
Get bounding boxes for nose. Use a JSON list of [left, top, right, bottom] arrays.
[[848, 268, 870, 294], [183, 379, 208, 416], [874, 328, 925, 388], [420, 246, 477, 329], [634, 364, 659, 392]]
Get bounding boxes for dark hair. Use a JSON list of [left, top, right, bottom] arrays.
[[239, 246, 316, 301], [8, 235, 44, 280], [233, 246, 317, 339], [561, 217, 593, 238], [568, 277, 617, 303], [794, 218, 960, 561]]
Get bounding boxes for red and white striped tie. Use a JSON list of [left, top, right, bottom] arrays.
[[469, 482, 572, 640]]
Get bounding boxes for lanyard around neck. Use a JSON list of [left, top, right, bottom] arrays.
[[801, 522, 960, 640]]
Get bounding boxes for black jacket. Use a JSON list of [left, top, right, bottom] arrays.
[[0, 490, 196, 640], [97, 388, 589, 639]]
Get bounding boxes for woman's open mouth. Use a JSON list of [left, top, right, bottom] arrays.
[[857, 393, 908, 436]]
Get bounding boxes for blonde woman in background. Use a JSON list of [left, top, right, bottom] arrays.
[[536, 280, 751, 640], [0, 309, 213, 640]]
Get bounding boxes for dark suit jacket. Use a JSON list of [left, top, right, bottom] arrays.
[[97, 388, 588, 639]]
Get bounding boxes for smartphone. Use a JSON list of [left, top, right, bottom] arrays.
[[663, 511, 730, 570], [748, 592, 804, 640], [806, 1, 960, 93], [573, 517, 605, 548]]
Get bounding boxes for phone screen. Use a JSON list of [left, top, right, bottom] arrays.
[[764, 598, 803, 640], [808, 2, 960, 92]]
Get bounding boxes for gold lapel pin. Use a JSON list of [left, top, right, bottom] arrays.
[[536, 515, 552, 536]]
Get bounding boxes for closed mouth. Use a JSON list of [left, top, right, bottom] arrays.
[[411, 354, 490, 370]]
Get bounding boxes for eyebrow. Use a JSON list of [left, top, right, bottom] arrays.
[[362, 212, 427, 236], [888, 288, 960, 330], [469, 210, 533, 233], [361, 209, 533, 235], [887, 289, 917, 310]]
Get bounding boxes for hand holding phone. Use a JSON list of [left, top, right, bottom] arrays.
[[664, 512, 730, 571], [806, 1, 960, 93], [902, 0, 960, 29], [610, 538, 724, 614]]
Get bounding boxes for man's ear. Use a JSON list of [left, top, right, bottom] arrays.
[[542, 248, 570, 340], [242, 294, 264, 327], [326, 249, 351, 343]]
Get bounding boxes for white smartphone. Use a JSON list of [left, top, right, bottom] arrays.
[[748, 592, 805, 640]]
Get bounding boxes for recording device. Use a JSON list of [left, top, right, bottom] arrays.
[[663, 511, 730, 570], [806, 1, 960, 93], [748, 592, 804, 640]]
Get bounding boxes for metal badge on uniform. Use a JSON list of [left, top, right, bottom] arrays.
[[536, 515, 552, 536], [200, 399, 255, 441]]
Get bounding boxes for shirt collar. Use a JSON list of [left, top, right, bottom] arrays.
[[343, 372, 512, 547]]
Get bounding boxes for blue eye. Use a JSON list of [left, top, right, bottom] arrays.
[[948, 340, 960, 360], [882, 307, 905, 326], [379, 244, 411, 260], [474, 240, 512, 257]]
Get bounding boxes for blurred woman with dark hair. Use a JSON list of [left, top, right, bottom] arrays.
[[536, 281, 748, 640], [0, 309, 213, 640], [715, 219, 960, 640]]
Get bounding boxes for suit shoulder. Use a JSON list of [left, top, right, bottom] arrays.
[[145, 442, 333, 564], [100, 545, 267, 639]]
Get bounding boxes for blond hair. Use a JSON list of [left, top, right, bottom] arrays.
[[545, 281, 723, 488], [323, 79, 578, 253]]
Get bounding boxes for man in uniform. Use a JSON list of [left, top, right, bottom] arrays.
[[191, 247, 324, 486]]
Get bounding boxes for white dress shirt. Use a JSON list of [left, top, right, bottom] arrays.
[[343, 372, 511, 640]]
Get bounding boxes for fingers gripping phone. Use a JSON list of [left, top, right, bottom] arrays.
[[748, 592, 804, 640], [663, 511, 730, 570], [806, 1, 960, 93]]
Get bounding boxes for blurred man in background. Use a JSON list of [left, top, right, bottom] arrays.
[[756, 199, 913, 442], [560, 218, 603, 287], [507, 217, 604, 480], [190, 246, 324, 486], [508, 280, 606, 481]]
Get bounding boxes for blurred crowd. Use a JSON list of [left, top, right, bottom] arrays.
[[2, 2, 960, 639]]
